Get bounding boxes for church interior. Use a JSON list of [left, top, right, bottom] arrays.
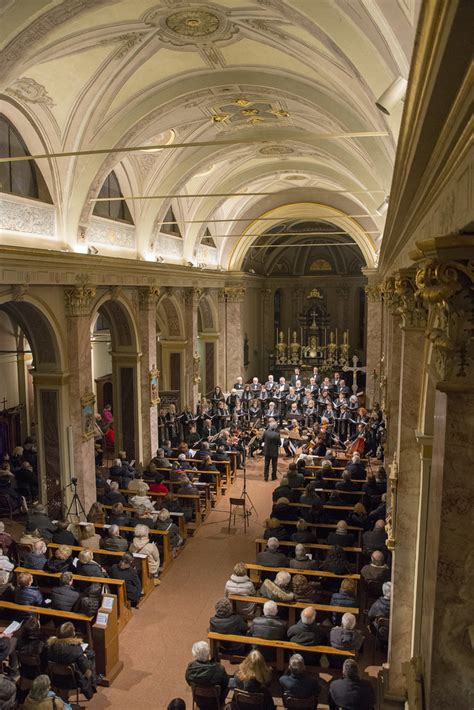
[[0, 0, 472, 708]]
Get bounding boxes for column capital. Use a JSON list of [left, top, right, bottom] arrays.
[[380, 275, 402, 313], [138, 285, 161, 310], [218, 286, 245, 303], [365, 283, 382, 302], [64, 285, 96, 317], [260, 287, 273, 301], [416, 257, 474, 383], [394, 268, 428, 330], [184, 287, 204, 306]]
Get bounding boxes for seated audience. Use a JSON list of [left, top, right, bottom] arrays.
[[263, 518, 290, 542], [336, 470, 359, 493], [99, 524, 128, 552], [361, 550, 391, 582], [271, 497, 298, 522], [44, 545, 74, 574], [23, 540, 47, 570], [249, 600, 287, 640], [26, 504, 56, 541], [348, 502, 370, 530], [19, 528, 43, 548], [14, 572, 43, 606], [154, 509, 182, 554], [52, 520, 77, 546], [260, 571, 294, 602], [346, 453, 365, 478], [327, 520, 356, 548], [110, 552, 142, 607], [291, 518, 317, 544], [151, 448, 172, 470], [86, 502, 106, 524], [368, 494, 386, 523], [47, 622, 99, 700], [287, 607, 325, 646], [79, 523, 102, 550], [148, 473, 169, 494], [0, 670, 17, 709], [23, 673, 71, 709], [286, 463, 305, 489], [289, 544, 318, 571], [106, 502, 130, 528], [320, 546, 353, 577], [209, 598, 248, 655], [0, 522, 15, 557], [362, 519, 387, 554], [185, 640, 228, 709], [129, 524, 160, 582], [299, 483, 322, 509], [99, 481, 127, 507], [279, 653, 320, 701], [0, 546, 14, 585], [368, 581, 391, 632], [330, 612, 364, 652], [330, 579, 358, 621], [50, 572, 81, 612], [291, 574, 320, 603], [328, 658, 375, 710], [127, 471, 150, 493], [256, 537, 289, 568], [230, 649, 275, 710], [271, 477, 293, 502], [75, 549, 107, 582], [15, 617, 48, 675], [224, 562, 256, 618]]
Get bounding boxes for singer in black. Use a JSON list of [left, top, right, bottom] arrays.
[[262, 422, 280, 482]]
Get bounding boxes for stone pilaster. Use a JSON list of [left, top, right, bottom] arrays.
[[216, 289, 227, 389], [364, 275, 383, 407], [218, 287, 245, 389], [261, 288, 273, 381], [183, 288, 202, 409], [381, 276, 403, 458], [413, 250, 474, 708], [137, 286, 160, 463], [387, 269, 428, 695], [64, 285, 96, 513]]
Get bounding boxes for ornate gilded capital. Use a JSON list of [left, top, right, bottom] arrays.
[[381, 275, 402, 313], [416, 258, 474, 382], [184, 287, 204, 306], [394, 269, 428, 329], [138, 285, 161, 310], [64, 285, 96, 317], [365, 283, 382, 303], [11, 284, 28, 301], [218, 286, 245, 303]]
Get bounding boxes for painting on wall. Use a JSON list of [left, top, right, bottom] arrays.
[[150, 366, 160, 406], [80, 390, 96, 441]]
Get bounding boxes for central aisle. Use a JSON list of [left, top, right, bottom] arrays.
[[89, 457, 282, 709]]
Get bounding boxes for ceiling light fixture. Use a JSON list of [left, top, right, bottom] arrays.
[[375, 77, 407, 115], [87, 245, 98, 255], [156, 256, 164, 263], [375, 196, 390, 216]]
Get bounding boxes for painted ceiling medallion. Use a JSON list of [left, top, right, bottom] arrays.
[[166, 10, 220, 37], [259, 145, 294, 155]]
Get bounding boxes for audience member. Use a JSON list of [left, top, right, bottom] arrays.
[[230, 649, 275, 710], [106, 502, 130, 527], [23, 540, 47, 570], [99, 524, 128, 552], [330, 613, 364, 652], [185, 641, 228, 709], [99, 481, 127, 507], [44, 545, 74, 574], [289, 544, 318, 571], [327, 520, 356, 548], [287, 607, 325, 646], [87, 502, 107, 524], [328, 658, 375, 710], [361, 550, 391, 582], [249, 600, 286, 640], [26, 504, 55, 541], [256, 538, 289, 568], [23, 674, 71, 709], [52, 520, 77, 546], [0, 522, 15, 557], [224, 562, 256, 618], [110, 553, 142, 607], [262, 518, 290, 542], [368, 581, 391, 632], [291, 574, 320, 603], [362, 519, 387, 554], [260, 571, 294, 602], [129, 524, 160, 582], [47, 622, 99, 700], [209, 598, 248, 655], [14, 572, 43, 606], [279, 653, 320, 701], [154, 509, 183, 554], [291, 519, 317, 544], [79, 523, 102, 550], [50, 572, 81, 612]]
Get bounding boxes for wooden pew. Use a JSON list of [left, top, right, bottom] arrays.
[[208, 631, 355, 672], [47, 542, 154, 600], [100, 503, 188, 540], [270, 520, 363, 547], [227, 593, 359, 626], [119, 488, 205, 529], [254, 538, 362, 569], [296, 485, 366, 498], [169, 454, 232, 485], [245, 563, 360, 585], [14, 567, 132, 631], [156, 464, 223, 500], [0, 600, 95, 646], [86, 522, 172, 575], [150, 473, 213, 510]]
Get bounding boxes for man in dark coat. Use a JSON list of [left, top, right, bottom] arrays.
[[250, 600, 287, 640], [362, 519, 387, 554], [287, 607, 326, 646], [185, 640, 228, 709], [328, 658, 375, 710], [256, 538, 289, 568], [263, 422, 280, 481], [279, 653, 320, 700], [327, 520, 356, 548], [26, 504, 56, 541], [47, 622, 98, 699], [50, 572, 81, 611]]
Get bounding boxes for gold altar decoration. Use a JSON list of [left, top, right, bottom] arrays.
[[149, 365, 160, 406], [307, 288, 323, 299]]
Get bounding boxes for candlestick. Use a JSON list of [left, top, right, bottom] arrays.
[[336, 328, 338, 347]]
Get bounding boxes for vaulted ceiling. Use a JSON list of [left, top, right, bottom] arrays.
[[0, 0, 421, 270]]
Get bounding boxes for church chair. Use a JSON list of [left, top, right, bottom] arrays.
[[372, 616, 390, 663], [192, 683, 222, 709], [232, 688, 265, 709], [228, 497, 247, 533], [48, 661, 84, 707], [17, 652, 43, 701], [283, 693, 318, 709]]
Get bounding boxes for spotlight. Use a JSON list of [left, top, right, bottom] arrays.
[[187, 261, 195, 268], [87, 245, 98, 255], [375, 77, 407, 115], [156, 256, 164, 263], [376, 196, 389, 216]]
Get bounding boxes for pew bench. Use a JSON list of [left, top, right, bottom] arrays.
[[0, 600, 95, 646], [245, 563, 360, 584], [119, 488, 206, 529], [268, 520, 363, 547], [254, 538, 362, 569], [14, 567, 132, 631], [208, 631, 355, 672], [150, 473, 213, 510], [226, 593, 359, 626], [100, 503, 188, 540]]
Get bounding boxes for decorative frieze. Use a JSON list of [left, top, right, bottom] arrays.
[[0, 196, 55, 237], [86, 217, 135, 249]]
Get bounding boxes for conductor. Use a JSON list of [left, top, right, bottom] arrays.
[[263, 421, 280, 481]]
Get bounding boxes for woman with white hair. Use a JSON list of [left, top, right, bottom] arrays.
[[279, 653, 321, 701], [154, 508, 183, 554], [130, 483, 156, 513], [330, 612, 364, 654], [129, 524, 160, 582], [185, 640, 229, 708], [260, 571, 294, 602]]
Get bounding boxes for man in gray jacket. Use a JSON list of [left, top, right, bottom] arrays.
[[256, 537, 289, 569]]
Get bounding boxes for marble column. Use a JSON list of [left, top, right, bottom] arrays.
[[16, 336, 30, 440], [183, 288, 201, 409], [382, 277, 403, 459], [364, 273, 383, 408], [387, 269, 428, 695], [414, 253, 474, 708], [221, 287, 245, 387], [65, 285, 96, 513], [137, 286, 160, 463], [216, 289, 227, 389], [261, 288, 274, 382]]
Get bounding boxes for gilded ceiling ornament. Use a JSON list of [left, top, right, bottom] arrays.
[[235, 98, 251, 106], [166, 10, 220, 37], [212, 113, 230, 123], [272, 109, 290, 117], [144, 5, 239, 48], [259, 145, 294, 155], [240, 108, 259, 116], [5, 77, 55, 107]]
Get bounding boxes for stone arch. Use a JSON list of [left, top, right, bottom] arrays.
[[91, 292, 139, 353], [157, 293, 184, 339], [198, 293, 217, 334]]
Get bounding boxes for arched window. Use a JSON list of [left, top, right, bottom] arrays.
[[162, 206, 182, 237], [93, 171, 134, 224], [0, 115, 52, 202], [201, 228, 216, 247]]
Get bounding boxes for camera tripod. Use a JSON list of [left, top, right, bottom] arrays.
[[63, 478, 87, 521], [240, 448, 257, 523]]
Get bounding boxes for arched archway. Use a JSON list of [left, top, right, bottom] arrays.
[[156, 293, 185, 398], [90, 294, 141, 462], [0, 294, 67, 515], [197, 294, 218, 396]]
